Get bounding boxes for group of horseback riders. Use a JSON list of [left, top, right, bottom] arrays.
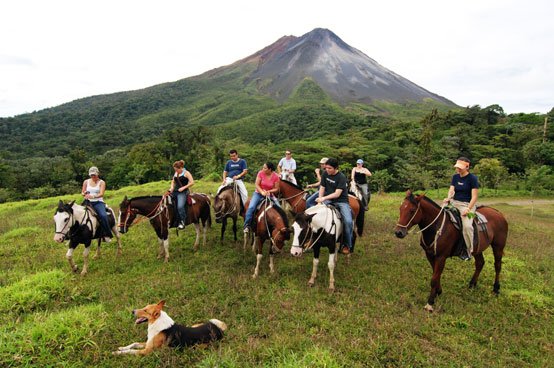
[[85, 149, 478, 260]]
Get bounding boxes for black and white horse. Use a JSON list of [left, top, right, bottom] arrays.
[[290, 205, 342, 291], [53, 200, 122, 275]]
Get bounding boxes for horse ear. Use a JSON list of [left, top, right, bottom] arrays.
[[405, 189, 412, 198], [58, 200, 64, 208], [69, 200, 75, 206], [306, 213, 316, 221]]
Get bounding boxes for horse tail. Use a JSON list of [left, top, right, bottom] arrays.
[[356, 200, 365, 236]]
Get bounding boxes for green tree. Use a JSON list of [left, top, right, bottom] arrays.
[[474, 158, 508, 192]]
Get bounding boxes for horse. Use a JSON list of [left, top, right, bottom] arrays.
[[118, 193, 212, 261], [53, 200, 122, 275], [277, 179, 365, 237], [290, 204, 343, 291], [394, 191, 509, 312], [213, 183, 243, 243], [243, 197, 290, 278]]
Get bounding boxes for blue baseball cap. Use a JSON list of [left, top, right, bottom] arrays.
[[356, 159, 363, 164]]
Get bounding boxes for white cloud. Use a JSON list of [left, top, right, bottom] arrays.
[[0, 0, 552, 117]]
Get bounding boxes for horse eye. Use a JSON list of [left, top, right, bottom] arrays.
[[64, 218, 69, 222]]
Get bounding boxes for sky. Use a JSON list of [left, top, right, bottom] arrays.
[[1, 0, 552, 118]]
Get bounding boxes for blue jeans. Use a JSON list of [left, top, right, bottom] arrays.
[[306, 191, 319, 209], [174, 191, 188, 224], [244, 193, 280, 229], [91, 201, 112, 237], [325, 200, 353, 251]]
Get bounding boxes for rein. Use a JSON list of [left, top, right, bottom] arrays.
[[279, 187, 307, 212], [120, 195, 170, 231], [292, 205, 332, 251]]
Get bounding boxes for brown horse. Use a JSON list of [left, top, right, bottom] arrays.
[[394, 191, 508, 312], [213, 183, 243, 243], [118, 193, 211, 261], [277, 179, 365, 237], [243, 197, 290, 278]]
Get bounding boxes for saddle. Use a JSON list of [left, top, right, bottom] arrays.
[[80, 201, 113, 238], [445, 206, 489, 256]]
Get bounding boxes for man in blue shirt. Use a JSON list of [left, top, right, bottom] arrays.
[[315, 158, 354, 254], [217, 149, 248, 208], [443, 157, 480, 260]]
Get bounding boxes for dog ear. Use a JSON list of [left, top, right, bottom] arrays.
[[157, 300, 166, 309]]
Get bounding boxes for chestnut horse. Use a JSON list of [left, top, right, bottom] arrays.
[[243, 197, 290, 278], [394, 191, 508, 312], [118, 193, 211, 261], [277, 179, 365, 237]]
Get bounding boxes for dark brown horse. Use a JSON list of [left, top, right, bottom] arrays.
[[277, 179, 365, 237], [394, 191, 508, 312], [118, 193, 211, 261], [213, 183, 243, 243], [243, 197, 290, 278]]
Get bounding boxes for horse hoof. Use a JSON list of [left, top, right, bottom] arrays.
[[308, 281, 315, 287], [328, 285, 335, 292], [424, 304, 434, 313], [252, 274, 258, 279], [80, 271, 87, 276], [72, 267, 79, 273]]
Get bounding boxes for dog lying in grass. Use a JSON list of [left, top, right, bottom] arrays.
[[113, 300, 227, 356]]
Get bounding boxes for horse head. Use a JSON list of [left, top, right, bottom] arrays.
[[213, 187, 239, 222], [290, 212, 316, 256], [118, 196, 136, 234], [53, 200, 76, 242], [394, 190, 423, 238]]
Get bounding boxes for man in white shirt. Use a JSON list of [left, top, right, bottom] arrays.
[[278, 150, 297, 185]]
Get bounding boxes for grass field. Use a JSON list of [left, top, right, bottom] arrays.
[[0, 181, 552, 367]]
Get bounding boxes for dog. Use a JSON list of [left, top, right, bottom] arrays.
[[113, 300, 227, 356]]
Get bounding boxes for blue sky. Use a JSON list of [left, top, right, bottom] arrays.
[[1, 0, 552, 117]]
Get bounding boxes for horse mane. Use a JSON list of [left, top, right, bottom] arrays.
[[128, 195, 163, 202], [218, 185, 236, 195], [272, 204, 290, 227], [421, 195, 441, 210], [280, 179, 303, 191]]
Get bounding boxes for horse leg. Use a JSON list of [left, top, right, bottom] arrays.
[[328, 249, 338, 291], [253, 238, 263, 278], [112, 226, 122, 257], [220, 217, 227, 244], [269, 253, 275, 274], [193, 223, 201, 251], [202, 221, 208, 248], [232, 216, 238, 243], [425, 256, 447, 312], [491, 239, 506, 295], [66, 246, 79, 273], [424, 253, 441, 295], [157, 237, 165, 259], [308, 258, 319, 287], [94, 238, 101, 259], [469, 252, 485, 288], [81, 245, 91, 276], [163, 238, 169, 263]]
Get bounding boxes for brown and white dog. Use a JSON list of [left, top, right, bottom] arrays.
[[113, 300, 227, 356]]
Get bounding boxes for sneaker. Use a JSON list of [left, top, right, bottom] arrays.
[[178, 222, 185, 230], [243, 226, 250, 234], [459, 252, 471, 261], [341, 246, 350, 255], [103, 237, 112, 243]]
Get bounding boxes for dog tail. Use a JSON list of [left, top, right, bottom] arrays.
[[209, 319, 227, 332]]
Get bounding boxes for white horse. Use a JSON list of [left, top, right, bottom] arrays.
[[54, 200, 121, 275], [290, 204, 342, 290]]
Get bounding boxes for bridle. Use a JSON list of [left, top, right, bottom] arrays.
[[395, 200, 421, 231], [291, 205, 333, 251], [279, 187, 307, 213], [55, 208, 75, 240], [119, 195, 170, 232]]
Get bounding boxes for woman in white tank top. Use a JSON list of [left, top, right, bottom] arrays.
[[81, 166, 112, 242]]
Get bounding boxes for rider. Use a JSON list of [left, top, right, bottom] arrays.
[[82, 166, 112, 242], [243, 162, 281, 233], [277, 150, 297, 185], [315, 158, 354, 255], [306, 157, 328, 208], [443, 157, 479, 261], [217, 149, 248, 211], [168, 160, 195, 230], [351, 159, 372, 211]]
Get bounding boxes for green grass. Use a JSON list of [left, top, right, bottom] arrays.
[[0, 182, 552, 367]]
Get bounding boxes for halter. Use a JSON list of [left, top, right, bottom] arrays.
[[119, 195, 171, 232]]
